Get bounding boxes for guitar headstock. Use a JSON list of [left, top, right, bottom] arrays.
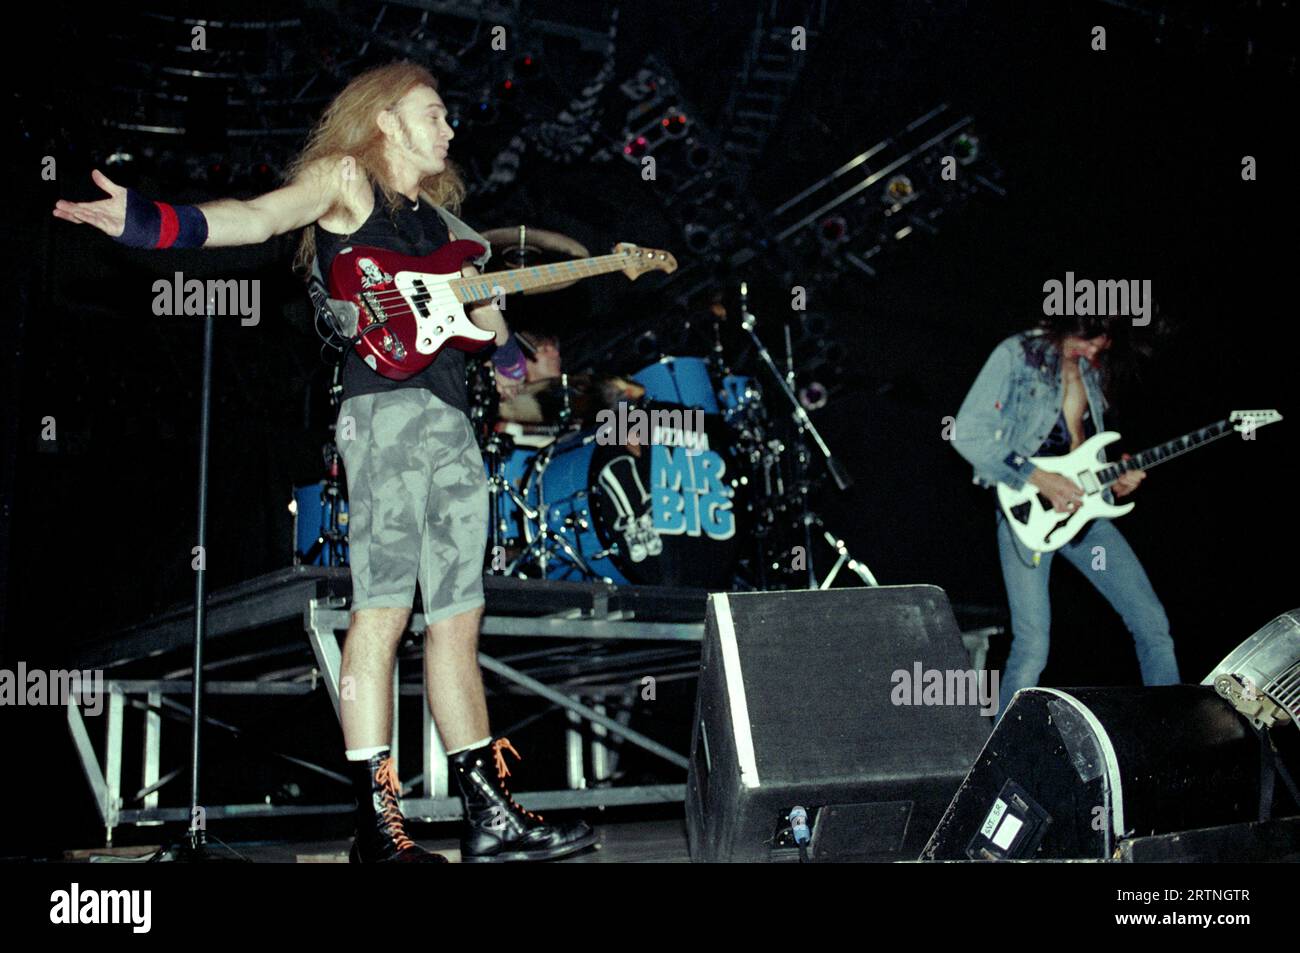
[[613, 243, 677, 280], [1229, 409, 1283, 433]]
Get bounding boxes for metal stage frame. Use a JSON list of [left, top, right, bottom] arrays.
[[65, 567, 1001, 843]]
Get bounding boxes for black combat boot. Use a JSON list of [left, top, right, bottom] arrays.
[[348, 752, 448, 863], [451, 738, 597, 862]]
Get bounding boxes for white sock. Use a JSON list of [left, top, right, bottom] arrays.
[[345, 745, 390, 762], [446, 736, 492, 756]]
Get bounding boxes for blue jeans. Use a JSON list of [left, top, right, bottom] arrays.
[[995, 513, 1180, 716]]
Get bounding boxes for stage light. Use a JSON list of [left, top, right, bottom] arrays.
[[663, 113, 688, 138], [883, 174, 914, 205], [207, 160, 230, 188], [623, 135, 649, 159], [798, 382, 828, 411], [250, 159, 276, 191], [1203, 609, 1300, 731], [818, 216, 848, 244], [953, 132, 980, 165]]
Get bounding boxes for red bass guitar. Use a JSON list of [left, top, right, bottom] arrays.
[[329, 240, 677, 380]]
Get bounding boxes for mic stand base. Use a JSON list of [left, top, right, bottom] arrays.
[[813, 519, 879, 588], [147, 830, 250, 863]]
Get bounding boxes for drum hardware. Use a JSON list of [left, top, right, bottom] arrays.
[[558, 371, 574, 428], [292, 450, 349, 567], [480, 430, 602, 579], [293, 362, 349, 567], [738, 282, 852, 492], [482, 430, 531, 564], [512, 444, 609, 581], [736, 281, 877, 589]]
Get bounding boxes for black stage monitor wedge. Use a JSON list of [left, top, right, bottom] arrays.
[[922, 686, 1275, 861], [685, 585, 992, 862], [1117, 816, 1300, 862]]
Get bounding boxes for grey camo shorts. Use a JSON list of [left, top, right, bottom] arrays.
[[336, 390, 488, 620]]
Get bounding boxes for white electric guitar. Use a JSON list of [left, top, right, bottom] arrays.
[[997, 409, 1283, 552]]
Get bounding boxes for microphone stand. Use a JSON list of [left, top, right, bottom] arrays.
[[737, 283, 878, 588], [738, 284, 852, 493], [150, 293, 244, 862]]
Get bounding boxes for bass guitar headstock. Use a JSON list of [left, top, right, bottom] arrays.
[[612, 243, 677, 281]]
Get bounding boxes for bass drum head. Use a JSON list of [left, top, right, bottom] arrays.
[[586, 411, 744, 589]]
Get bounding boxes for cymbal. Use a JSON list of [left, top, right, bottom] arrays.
[[482, 226, 590, 294]]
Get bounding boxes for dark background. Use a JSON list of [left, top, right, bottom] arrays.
[[3, 0, 1296, 856]]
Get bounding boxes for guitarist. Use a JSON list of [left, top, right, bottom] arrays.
[[951, 315, 1181, 717], [53, 60, 595, 863]]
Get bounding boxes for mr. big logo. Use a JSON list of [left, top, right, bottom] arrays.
[[649, 444, 735, 539]]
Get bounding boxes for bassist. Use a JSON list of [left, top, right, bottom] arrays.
[[53, 60, 595, 863]]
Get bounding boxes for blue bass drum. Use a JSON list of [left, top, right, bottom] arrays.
[[526, 415, 745, 588], [525, 432, 628, 584]]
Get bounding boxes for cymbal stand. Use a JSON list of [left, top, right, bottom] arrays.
[[558, 372, 573, 427], [297, 363, 349, 567], [482, 431, 524, 570], [297, 444, 348, 567], [737, 282, 877, 588]]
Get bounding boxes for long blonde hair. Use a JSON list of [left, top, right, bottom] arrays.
[[287, 60, 466, 273]]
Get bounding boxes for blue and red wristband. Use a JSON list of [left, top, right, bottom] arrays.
[[491, 334, 527, 381], [116, 189, 209, 249]]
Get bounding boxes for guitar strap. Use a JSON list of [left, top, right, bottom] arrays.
[[430, 204, 493, 271], [306, 253, 358, 345], [305, 204, 492, 348]]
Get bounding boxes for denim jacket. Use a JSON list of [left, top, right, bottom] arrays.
[[952, 330, 1108, 491]]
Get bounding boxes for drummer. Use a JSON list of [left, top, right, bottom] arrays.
[[497, 334, 645, 430], [496, 332, 562, 426], [521, 333, 563, 384]]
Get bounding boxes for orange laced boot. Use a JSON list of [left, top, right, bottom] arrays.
[[450, 738, 597, 862], [348, 753, 447, 863]]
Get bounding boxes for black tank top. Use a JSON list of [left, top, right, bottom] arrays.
[[315, 182, 470, 416]]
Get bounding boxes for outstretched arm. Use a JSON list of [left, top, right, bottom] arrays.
[[53, 158, 348, 248]]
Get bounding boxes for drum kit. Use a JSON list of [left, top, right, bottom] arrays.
[[474, 352, 756, 589], [295, 226, 877, 592]]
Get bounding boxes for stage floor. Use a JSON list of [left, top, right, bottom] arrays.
[[67, 818, 692, 864]]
